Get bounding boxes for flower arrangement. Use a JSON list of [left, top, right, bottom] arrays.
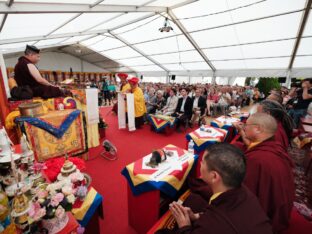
[[28, 172, 88, 224]]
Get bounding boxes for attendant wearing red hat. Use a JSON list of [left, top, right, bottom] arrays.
[[118, 73, 131, 93], [128, 77, 146, 129], [113, 73, 131, 114]]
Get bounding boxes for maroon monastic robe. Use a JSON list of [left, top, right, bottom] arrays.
[[14, 56, 64, 99], [158, 186, 272, 234], [276, 121, 289, 149], [244, 138, 295, 233]]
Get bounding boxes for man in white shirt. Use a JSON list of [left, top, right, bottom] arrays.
[[217, 87, 231, 115]]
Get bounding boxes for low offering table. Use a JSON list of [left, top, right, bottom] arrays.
[[121, 144, 198, 234], [186, 126, 227, 177], [210, 115, 240, 142], [15, 109, 87, 161], [229, 111, 250, 122], [148, 114, 177, 133]]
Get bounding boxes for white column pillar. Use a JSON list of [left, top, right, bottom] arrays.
[[211, 72, 216, 85], [285, 70, 292, 88]]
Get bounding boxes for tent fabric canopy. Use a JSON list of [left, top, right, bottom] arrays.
[[0, 0, 311, 78]]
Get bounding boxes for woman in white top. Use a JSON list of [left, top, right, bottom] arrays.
[[161, 88, 178, 116]]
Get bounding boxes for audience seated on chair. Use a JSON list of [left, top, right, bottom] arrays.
[[145, 87, 156, 114], [156, 143, 272, 234], [160, 88, 178, 116], [153, 90, 166, 114], [216, 87, 231, 115], [172, 87, 193, 132], [190, 88, 206, 127], [205, 87, 219, 116]]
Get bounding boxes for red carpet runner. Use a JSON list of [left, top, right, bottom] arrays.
[[86, 107, 193, 234]]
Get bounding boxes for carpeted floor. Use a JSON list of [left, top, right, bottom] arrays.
[[85, 106, 312, 233], [86, 107, 194, 234]]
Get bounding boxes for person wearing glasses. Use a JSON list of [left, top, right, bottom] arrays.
[[233, 100, 294, 150], [236, 113, 294, 233]]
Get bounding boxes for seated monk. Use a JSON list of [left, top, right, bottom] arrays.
[[14, 45, 69, 99], [233, 100, 294, 150], [256, 100, 293, 149], [157, 143, 272, 234], [239, 113, 295, 233]]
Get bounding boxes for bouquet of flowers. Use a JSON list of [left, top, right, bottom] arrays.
[[28, 171, 89, 222], [28, 186, 74, 224]]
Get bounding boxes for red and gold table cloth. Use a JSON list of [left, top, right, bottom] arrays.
[[186, 125, 228, 152], [121, 144, 198, 198], [148, 114, 177, 132], [16, 109, 87, 161], [210, 115, 240, 129], [210, 116, 240, 143]]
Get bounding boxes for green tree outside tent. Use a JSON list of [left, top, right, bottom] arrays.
[[256, 78, 281, 96]]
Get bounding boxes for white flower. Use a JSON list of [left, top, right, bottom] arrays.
[[62, 185, 73, 196], [67, 194, 76, 204]]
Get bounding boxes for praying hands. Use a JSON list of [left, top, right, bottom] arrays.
[[169, 202, 200, 228]]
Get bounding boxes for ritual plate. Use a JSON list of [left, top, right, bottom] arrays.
[[0, 153, 21, 164], [5, 178, 33, 197]]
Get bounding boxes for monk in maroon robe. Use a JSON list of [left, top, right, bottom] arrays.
[[232, 100, 293, 150], [241, 113, 294, 233], [256, 100, 293, 148], [157, 143, 272, 234], [14, 45, 67, 99]]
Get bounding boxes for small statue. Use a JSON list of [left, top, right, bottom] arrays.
[[11, 176, 30, 230], [0, 128, 12, 157], [146, 149, 167, 168]]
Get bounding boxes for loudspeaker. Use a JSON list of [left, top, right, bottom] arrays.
[[278, 77, 286, 83], [171, 75, 176, 81]]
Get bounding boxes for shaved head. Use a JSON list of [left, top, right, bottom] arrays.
[[248, 113, 277, 135]]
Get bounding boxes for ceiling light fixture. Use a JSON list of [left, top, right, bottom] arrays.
[[159, 18, 173, 33]]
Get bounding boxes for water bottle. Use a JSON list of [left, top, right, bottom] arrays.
[[237, 106, 241, 112], [188, 140, 194, 154], [200, 124, 205, 131]]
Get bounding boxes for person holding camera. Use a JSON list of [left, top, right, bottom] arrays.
[[287, 79, 312, 128]]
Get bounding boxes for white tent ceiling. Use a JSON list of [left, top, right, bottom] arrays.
[[0, 0, 311, 78]]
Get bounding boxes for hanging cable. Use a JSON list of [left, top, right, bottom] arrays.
[[173, 30, 189, 71], [116, 15, 162, 35], [177, 0, 268, 20]]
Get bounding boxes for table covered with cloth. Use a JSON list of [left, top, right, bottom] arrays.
[[229, 112, 250, 122], [186, 126, 228, 152], [72, 187, 103, 227], [121, 144, 198, 198], [15, 109, 87, 161], [148, 114, 177, 132], [210, 115, 240, 142]]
